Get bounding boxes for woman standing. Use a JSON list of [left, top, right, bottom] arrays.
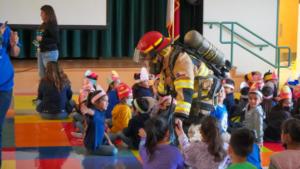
[[36, 5, 59, 78]]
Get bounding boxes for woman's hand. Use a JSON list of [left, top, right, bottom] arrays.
[[10, 31, 19, 46], [0, 22, 7, 35], [36, 35, 42, 42], [9, 31, 20, 57]]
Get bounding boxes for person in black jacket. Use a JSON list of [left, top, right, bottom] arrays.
[[261, 85, 277, 119], [123, 97, 151, 149], [264, 86, 292, 142], [292, 85, 300, 117], [36, 5, 59, 78], [36, 61, 73, 119], [108, 97, 151, 149]]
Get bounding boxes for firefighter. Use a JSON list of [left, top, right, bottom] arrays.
[[133, 31, 215, 128]]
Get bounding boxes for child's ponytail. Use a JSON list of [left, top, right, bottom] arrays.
[[144, 117, 169, 161]]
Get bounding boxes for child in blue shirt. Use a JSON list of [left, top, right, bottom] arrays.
[[83, 90, 118, 156], [211, 87, 230, 142]]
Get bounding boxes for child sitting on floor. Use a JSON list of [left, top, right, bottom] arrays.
[[132, 67, 153, 99], [109, 83, 132, 134], [122, 97, 151, 149], [264, 85, 292, 142], [36, 61, 74, 120], [227, 128, 257, 169], [175, 116, 229, 169], [71, 70, 100, 138], [261, 84, 277, 119], [243, 86, 264, 146], [243, 85, 264, 169], [139, 117, 184, 169], [223, 78, 236, 115], [263, 70, 278, 98], [105, 70, 120, 119], [83, 89, 117, 156], [269, 118, 300, 169], [210, 87, 230, 143]]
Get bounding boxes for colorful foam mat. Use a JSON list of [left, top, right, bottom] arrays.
[[1, 95, 284, 169]]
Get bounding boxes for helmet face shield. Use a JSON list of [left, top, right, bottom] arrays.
[[133, 48, 153, 63], [133, 48, 142, 63]]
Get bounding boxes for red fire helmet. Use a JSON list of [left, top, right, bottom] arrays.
[[133, 31, 171, 63]]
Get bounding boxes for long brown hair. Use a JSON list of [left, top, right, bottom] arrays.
[[201, 116, 226, 162], [144, 117, 169, 161], [44, 61, 70, 91], [41, 5, 57, 25]]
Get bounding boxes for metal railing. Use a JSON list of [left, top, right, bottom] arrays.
[[203, 21, 291, 78]]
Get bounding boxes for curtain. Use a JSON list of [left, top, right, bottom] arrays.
[[15, 0, 203, 59]]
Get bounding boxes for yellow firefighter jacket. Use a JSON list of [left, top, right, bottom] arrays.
[[157, 47, 212, 117]]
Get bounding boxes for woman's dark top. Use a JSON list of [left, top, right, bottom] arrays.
[[39, 22, 59, 52]]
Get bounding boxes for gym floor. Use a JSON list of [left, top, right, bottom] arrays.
[[1, 59, 283, 169]]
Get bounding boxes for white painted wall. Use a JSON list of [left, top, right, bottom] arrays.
[[0, 0, 107, 26], [203, 0, 278, 74]]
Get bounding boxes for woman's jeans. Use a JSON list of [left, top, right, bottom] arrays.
[[36, 100, 69, 120], [36, 99, 72, 120], [0, 89, 12, 168], [40, 111, 69, 120], [37, 50, 59, 78]]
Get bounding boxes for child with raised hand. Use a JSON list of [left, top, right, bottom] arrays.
[[175, 116, 229, 169], [229, 86, 249, 130], [139, 117, 184, 169], [227, 128, 257, 169], [83, 90, 118, 156], [71, 70, 100, 138], [223, 78, 236, 115], [210, 87, 230, 142], [78, 70, 101, 107], [269, 118, 300, 169]]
